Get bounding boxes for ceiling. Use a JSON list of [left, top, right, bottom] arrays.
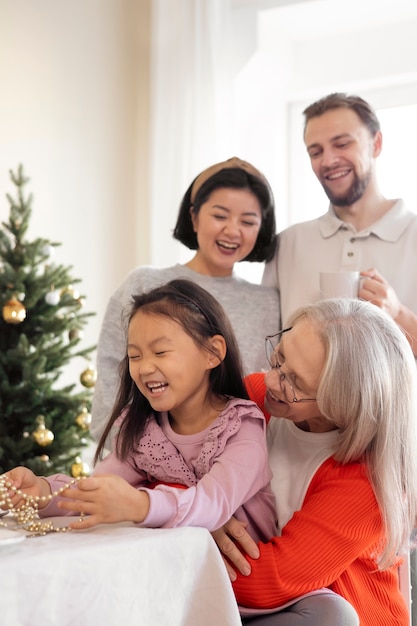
[[232, 0, 417, 38], [231, 0, 310, 8]]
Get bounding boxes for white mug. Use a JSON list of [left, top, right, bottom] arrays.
[[319, 271, 360, 298]]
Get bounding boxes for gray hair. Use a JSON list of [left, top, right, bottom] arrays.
[[289, 298, 417, 568]]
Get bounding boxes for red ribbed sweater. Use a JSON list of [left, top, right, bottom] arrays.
[[234, 373, 408, 626]]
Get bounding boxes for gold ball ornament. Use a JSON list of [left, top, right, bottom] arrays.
[[80, 365, 97, 388], [40, 454, 50, 462], [2, 297, 27, 324], [60, 285, 80, 300], [69, 328, 83, 341], [71, 457, 90, 478], [32, 415, 54, 447], [75, 407, 92, 430]]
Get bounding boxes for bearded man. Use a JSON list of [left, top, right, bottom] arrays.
[[263, 92, 417, 357]]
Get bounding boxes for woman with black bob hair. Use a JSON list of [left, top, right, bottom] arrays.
[[90, 157, 280, 444], [173, 158, 277, 263]]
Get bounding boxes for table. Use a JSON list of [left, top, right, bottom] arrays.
[[1, 518, 242, 626]]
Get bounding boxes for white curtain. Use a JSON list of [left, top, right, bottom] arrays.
[[149, 0, 234, 266]]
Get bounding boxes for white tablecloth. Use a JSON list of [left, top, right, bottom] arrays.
[[1, 518, 241, 626]]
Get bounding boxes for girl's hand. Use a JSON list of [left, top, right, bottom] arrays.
[[58, 474, 150, 530], [1, 467, 51, 509], [211, 517, 260, 581]]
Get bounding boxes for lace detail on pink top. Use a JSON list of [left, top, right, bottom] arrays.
[[125, 398, 262, 486]]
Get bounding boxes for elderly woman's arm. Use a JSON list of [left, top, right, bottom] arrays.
[[216, 457, 382, 610]]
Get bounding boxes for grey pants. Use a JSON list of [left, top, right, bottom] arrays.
[[241, 592, 360, 626]]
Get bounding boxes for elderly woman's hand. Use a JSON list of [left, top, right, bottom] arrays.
[[211, 516, 260, 581]]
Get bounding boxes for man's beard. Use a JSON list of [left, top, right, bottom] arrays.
[[321, 169, 372, 207]]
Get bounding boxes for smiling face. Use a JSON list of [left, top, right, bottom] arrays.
[[264, 318, 335, 433], [127, 311, 221, 426], [189, 187, 262, 276], [304, 108, 382, 209]]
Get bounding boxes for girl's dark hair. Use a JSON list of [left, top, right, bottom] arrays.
[[172, 167, 277, 262], [94, 279, 249, 463]]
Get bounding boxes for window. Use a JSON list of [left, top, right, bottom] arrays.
[[377, 104, 417, 211]]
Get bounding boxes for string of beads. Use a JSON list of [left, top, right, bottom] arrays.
[[0, 473, 83, 537]]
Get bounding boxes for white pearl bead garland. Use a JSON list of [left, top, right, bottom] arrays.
[[0, 474, 83, 537]]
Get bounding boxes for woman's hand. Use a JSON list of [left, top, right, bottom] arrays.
[[57, 474, 150, 530], [211, 517, 260, 581], [1, 467, 51, 509]]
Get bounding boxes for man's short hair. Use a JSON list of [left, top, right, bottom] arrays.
[[303, 92, 381, 136]]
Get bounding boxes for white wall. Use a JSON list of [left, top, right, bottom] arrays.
[[0, 0, 151, 385], [234, 0, 417, 230], [3, 0, 417, 374]]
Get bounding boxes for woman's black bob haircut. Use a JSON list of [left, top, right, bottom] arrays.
[[173, 166, 277, 263]]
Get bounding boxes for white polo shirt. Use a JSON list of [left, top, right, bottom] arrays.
[[263, 199, 417, 327]]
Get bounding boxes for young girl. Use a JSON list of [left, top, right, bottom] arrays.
[[4, 279, 277, 541]]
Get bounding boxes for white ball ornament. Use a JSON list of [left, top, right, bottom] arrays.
[[42, 244, 55, 258], [45, 289, 60, 306]]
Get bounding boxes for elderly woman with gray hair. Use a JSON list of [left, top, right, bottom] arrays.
[[214, 297, 417, 626]]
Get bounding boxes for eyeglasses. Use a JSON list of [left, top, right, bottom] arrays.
[[265, 328, 317, 404]]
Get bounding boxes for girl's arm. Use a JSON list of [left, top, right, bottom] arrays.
[[59, 473, 151, 527], [139, 414, 272, 531], [57, 411, 272, 531], [38, 449, 150, 519]]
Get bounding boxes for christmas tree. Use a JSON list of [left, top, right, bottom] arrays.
[[0, 165, 96, 476]]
